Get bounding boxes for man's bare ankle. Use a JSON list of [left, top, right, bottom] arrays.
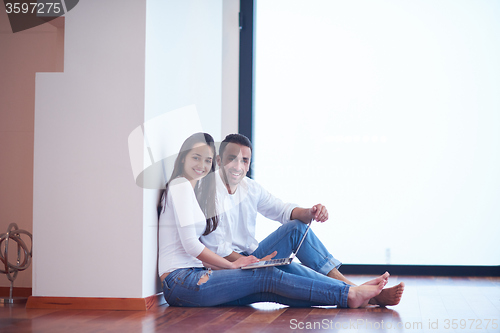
[[327, 268, 356, 286]]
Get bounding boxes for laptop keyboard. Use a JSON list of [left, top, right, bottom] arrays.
[[264, 258, 289, 265]]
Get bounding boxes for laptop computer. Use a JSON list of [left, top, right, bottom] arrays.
[[241, 221, 312, 269]]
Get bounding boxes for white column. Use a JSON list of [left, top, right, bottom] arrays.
[[33, 0, 147, 298]]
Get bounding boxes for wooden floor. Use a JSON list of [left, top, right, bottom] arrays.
[[1, 275, 499, 332]]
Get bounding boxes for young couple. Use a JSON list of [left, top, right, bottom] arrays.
[[158, 132, 404, 308]]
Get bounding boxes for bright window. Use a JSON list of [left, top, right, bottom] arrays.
[[253, 0, 500, 265]]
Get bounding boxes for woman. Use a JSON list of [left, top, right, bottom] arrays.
[[158, 132, 387, 308]]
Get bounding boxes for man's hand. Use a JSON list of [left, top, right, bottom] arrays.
[[291, 204, 329, 223], [259, 250, 277, 261], [310, 204, 328, 222], [231, 255, 259, 269]]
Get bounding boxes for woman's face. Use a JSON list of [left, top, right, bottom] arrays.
[[182, 142, 214, 186]]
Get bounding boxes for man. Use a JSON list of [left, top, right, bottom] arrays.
[[201, 134, 404, 306]]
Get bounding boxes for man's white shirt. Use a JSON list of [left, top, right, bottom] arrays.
[[201, 171, 298, 257]]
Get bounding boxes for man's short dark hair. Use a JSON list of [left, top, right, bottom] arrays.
[[219, 133, 252, 158]]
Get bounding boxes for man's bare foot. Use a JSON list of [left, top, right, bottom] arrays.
[[347, 280, 386, 308], [369, 282, 405, 306], [361, 272, 390, 286]]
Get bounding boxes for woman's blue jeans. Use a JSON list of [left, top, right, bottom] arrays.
[[162, 266, 350, 307]]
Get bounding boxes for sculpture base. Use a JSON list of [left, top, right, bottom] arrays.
[[0, 297, 28, 305]]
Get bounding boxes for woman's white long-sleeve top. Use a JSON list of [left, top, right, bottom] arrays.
[[158, 177, 206, 276]]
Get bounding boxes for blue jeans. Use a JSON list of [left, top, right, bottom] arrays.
[[162, 266, 350, 307], [249, 220, 342, 281]]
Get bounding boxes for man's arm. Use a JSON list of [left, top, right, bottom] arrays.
[[291, 204, 329, 223]]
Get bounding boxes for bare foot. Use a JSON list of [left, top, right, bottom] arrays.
[[369, 282, 405, 306], [347, 280, 386, 308], [361, 272, 390, 286]]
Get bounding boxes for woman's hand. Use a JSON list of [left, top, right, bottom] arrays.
[[230, 255, 260, 269], [197, 248, 259, 270]]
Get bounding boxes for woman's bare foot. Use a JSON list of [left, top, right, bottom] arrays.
[[361, 272, 390, 286], [369, 282, 405, 306], [347, 280, 386, 308]]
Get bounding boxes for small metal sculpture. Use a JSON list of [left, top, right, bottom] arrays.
[[0, 223, 33, 304]]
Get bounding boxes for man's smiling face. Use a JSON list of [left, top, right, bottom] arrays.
[[218, 142, 252, 193]]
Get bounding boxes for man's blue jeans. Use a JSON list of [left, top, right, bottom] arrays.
[[162, 266, 350, 307], [248, 220, 342, 281]]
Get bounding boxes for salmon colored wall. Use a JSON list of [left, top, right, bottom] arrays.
[[0, 9, 64, 288]]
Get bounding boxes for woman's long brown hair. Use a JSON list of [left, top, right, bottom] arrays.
[[159, 132, 218, 235]]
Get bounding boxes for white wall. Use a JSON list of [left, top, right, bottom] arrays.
[[142, 0, 239, 295], [33, 0, 239, 298], [143, 0, 233, 296], [221, 0, 240, 137], [145, 0, 222, 137]]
